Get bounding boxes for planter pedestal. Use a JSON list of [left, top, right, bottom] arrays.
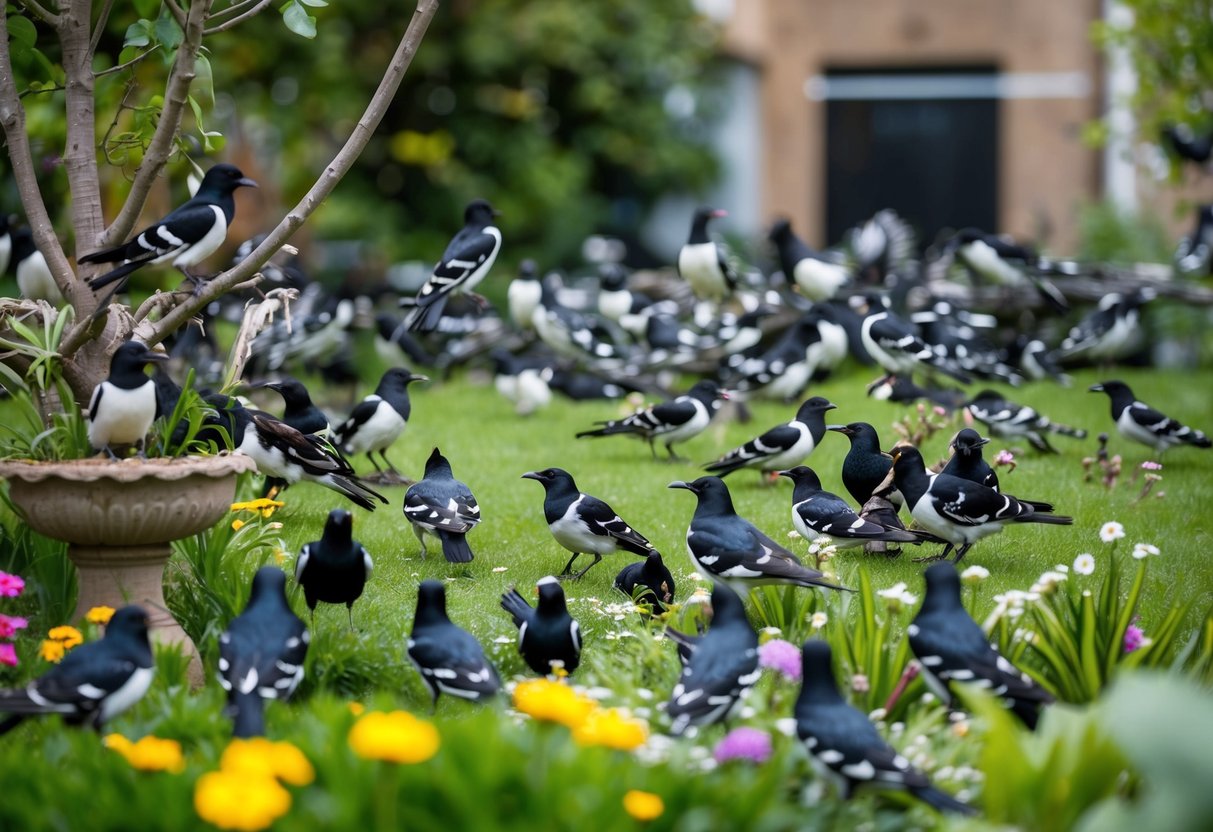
[[0, 455, 256, 686]]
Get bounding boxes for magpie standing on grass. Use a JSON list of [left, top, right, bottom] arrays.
[[966, 389, 1086, 453], [795, 640, 977, 816], [294, 509, 373, 628], [522, 468, 656, 580], [668, 476, 849, 593], [87, 340, 169, 457], [333, 368, 428, 479], [258, 377, 331, 498], [408, 580, 501, 705], [777, 466, 920, 550], [210, 396, 387, 510], [404, 447, 481, 563], [614, 552, 677, 611], [854, 296, 970, 383], [406, 199, 502, 333], [704, 396, 836, 480], [1090, 380, 1211, 457], [500, 576, 582, 676], [768, 218, 850, 301], [941, 429, 999, 490], [81, 163, 257, 296], [665, 582, 759, 736], [910, 563, 1053, 730], [10, 226, 63, 304], [507, 259, 543, 331], [864, 374, 968, 412], [576, 380, 726, 462], [678, 206, 736, 303], [218, 567, 309, 738], [829, 422, 898, 507], [887, 445, 1072, 564], [0, 606, 153, 736]]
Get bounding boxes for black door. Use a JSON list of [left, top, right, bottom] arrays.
[[825, 70, 999, 250]]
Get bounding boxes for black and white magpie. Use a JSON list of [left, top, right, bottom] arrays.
[[408, 579, 501, 704], [333, 368, 428, 478], [507, 259, 543, 331], [596, 262, 658, 321], [854, 296, 969, 383], [910, 300, 1024, 385], [209, 396, 387, 510], [81, 163, 257, 294], [864, 373, 968, 412], [1006, 335, 1070, 386], [404, 447, 481, 563], [1175, 204, 1213, 277], [0, 606, 153, 736], [87, 340, 169, 457], [966, 389, 1086, 453], [531, 275, 628, 365], [768, 218, 850, 301], [665, 581, 759, 736], [262, 378, 329, 436], [576, 379, 725, 461], [9, 225, 63, 304], [614, 552, 677, 611], [294, 509, 373, 628], [500, 576, 582, 676], [522, 467, 656, 580], [1056, 288, 1156, 364], [795, 640, 976, 815], [406, 199, 502, 333], [829, 422, 898, 507], [944, 227, 1069, 314], [848, 209, 916, 283], [1089, 380, 1211, 457], [704, 396, 836, 480], [887, 445, 1072, 564], [940, 429, 999, 491], [777, 466, 920, 550], [910, 563, 1054, 730], [678, 206, 736, 303], [725, 308, 848, 401], [668, 476, 849, 593], [218, 566, 309, 737]]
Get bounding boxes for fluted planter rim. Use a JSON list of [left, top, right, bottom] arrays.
[[0, 453, 256, 483]]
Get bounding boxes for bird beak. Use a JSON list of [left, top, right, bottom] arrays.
[[1088, 384, 1104, 393], [143, 350, 170, 364], [521, 471, 543, 481], [410, 374, 431, 383], [827, 425, 851, 435], [824, 403, 838, 411], [718, 389, 732, 401], [775, 470, 793, 480], [667, 480, 695, 492], [975, 436, 991, 447], [237, 177, 259, 189]]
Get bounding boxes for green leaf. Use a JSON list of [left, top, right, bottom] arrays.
[[192, 54, 214, 108], [297, 0, 328, 6], [155, 8, 184, 50], [281, 1, 317, 39], [123, 19, 153, 49], [8, 15, 37, 52]]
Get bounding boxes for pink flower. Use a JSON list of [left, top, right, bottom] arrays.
[[994, 450, 1015, 466], [0, 643, 16, 667], [0, 572, 24, 598], [0, 615, 29, 639], [1140, 461, 1162, 471], [758, 639, 802, 681], [713, 727, 773, 764], [1123, 624, 1145, 653]]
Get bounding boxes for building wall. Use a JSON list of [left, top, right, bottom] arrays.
[[723, 0, 1103, 252]]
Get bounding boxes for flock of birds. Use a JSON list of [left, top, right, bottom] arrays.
[[0, 162, 1210, 817]]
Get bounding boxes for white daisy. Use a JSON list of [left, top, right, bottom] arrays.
[[1073, 553, 1096, 575], [1131, 542, 1159, 560], [1099, 521, 1126, 544]]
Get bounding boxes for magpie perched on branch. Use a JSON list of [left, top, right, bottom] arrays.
[[0, 606, 153, 736], [1090, 380, 1211, 457], [406, 199, 502, 333], [219, 567, 309, 737], [87, 340, 170, 458], [500, 576, 582, 676], [404, 447, 481, 563], [81, 163, 257, 297], [1056, 288, 1156, 364]]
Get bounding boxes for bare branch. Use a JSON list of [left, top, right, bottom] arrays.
[[15, 0, 60, 27], [204, 0, 272, 35], [208, 0, 261, 22], [89, 0, 116, 54], [163, 0, 187, 29], [98, 0, 213, 250], [94, 45, 161, 78]]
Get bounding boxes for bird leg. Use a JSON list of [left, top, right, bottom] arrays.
[[647, 439, 658, 461], [568, 554, 603, 581], [413, 525, 428, 559], [102, 444, 120, 461], [347, 604, 355, 631], [558, 552, 582, 578], [664, 443, 687, 463], [914, 542, 953, 563], [366, 451, 383, 472], [950, 543, 973, 565]]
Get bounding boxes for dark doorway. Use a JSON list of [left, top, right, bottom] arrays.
[[824, 68, 999, 250]]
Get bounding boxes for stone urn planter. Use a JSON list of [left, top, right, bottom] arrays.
[[0, 454, 256, 684]]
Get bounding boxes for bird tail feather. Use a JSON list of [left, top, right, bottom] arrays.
[[406, 294, 448, 333], [1019, 513, 1073, 526], [85, 258, 148, 291], [0, 690, 52, 717], [499, 588, 531, 628], [325, 475, 388, 511], [230, 693, 266, 738], [1045, 422, 1087, 439], [438, 531, 474, 564], [575, 422, 636, 439], [912, 785, 979, 816]]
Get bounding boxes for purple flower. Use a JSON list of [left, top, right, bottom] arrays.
[[713, 727, 772, 764], [1123, 624, 1145, 653], [0, 615, 28, 639], [0, 643, 15, 667], [0, 572, 24, 598], [758, 639, 802, 681]]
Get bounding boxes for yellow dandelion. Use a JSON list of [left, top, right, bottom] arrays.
[[623, 790, 665, 821], [572, 707, 649, 751], [231, 519, 246, 532], [220, 738, 315, 787], [230, 498, 285, 518], [348, 711, 440, 764], [106, 734, 186, 774], [348, 702, 365, 716], [48, 625, 83, 649], [513, 678, 598, 729], [86, 606, 116, 625], [194, 770, 291, 831], [40, 639, 65, 663]]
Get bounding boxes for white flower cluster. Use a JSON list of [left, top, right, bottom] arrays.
[[877, 582, 918, 610], [1030, 569, 1068, 596], [982, 589, 1040, 630]]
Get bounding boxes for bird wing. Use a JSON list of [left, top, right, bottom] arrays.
[[911, 618, 1051, 706], [333, 397, 379, 446], [404, 484, 479, 535], [796, 493, 890, 540], [81, 201, 220, 268], [578, 495, 653, 552], [31, 650, 141, 711], [416, 227, 500, 308], [86, 383, 103, 421], [218, 619, 308, 701], [294, 543, 311, 582], [1126, 401, 1186, 436], [252, 411, 354, 476], [668, 631, 758, 730], [1059, 305, 1115, 354], [705, 423, 800, 473], [802, 701, 933, 789], [645, 396, 697, 430], [867, 315, 927, 355], [408, 627, 500, 698], [929, 474, 1028, 526]]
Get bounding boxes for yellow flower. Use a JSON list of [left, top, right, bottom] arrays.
[[220, 738, 315, 786], [48, 625, 83, 649], [623, 790, 664, 821], [348, 711, 440, 764], [105, 733, 185, 774], [230, 498, 285, 519], [231, 519, 246, 532], [512, 678, 598, 729], [86, 606, 116, 625], [348, 702, 365, 716], [194, 770, 291, 831], [40, 639, 65, 663], [572, 707, 649, 751]]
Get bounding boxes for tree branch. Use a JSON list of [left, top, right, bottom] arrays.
[[145, 0, 441, 346], [98, 0, 212, 250], [163, 0, 187, 29], [89, 0, 116, 54], [93, 45, 161, 78], [16, 0, 60, 27], [208, 0, 261, 22], [203, 0, 272, 36]]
